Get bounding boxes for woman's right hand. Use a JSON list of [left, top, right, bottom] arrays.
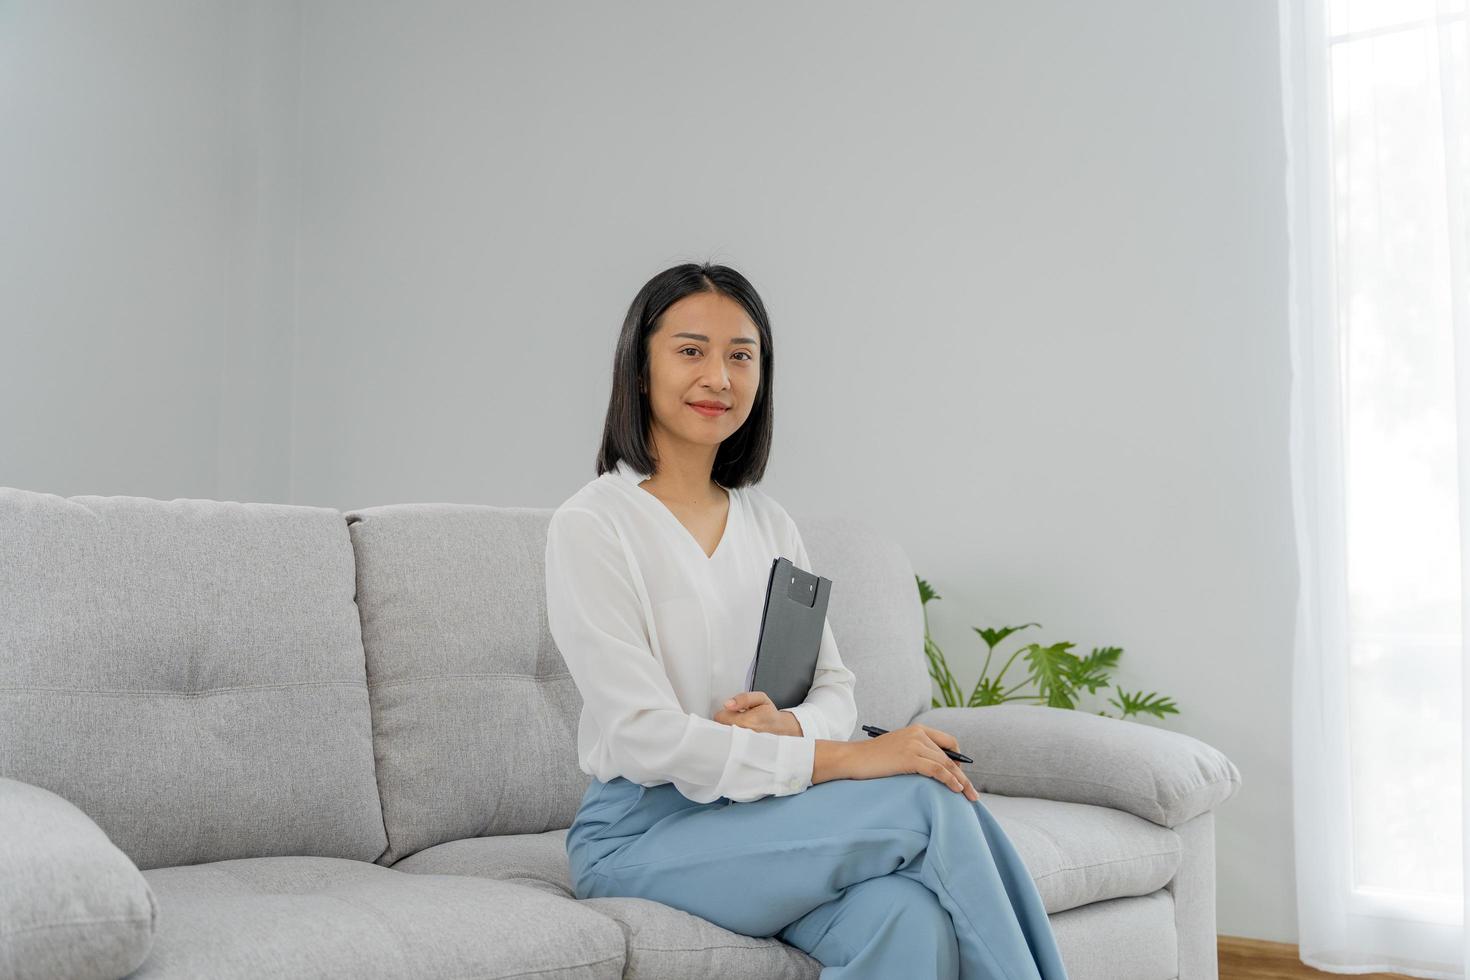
[[844, 724, 979, 801]]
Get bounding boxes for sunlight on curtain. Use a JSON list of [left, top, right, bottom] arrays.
[[1334, 0, 1464, 912], [1285, 0, 1470, 975]]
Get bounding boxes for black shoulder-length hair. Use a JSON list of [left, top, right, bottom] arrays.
[[595, 261, 774, 489]]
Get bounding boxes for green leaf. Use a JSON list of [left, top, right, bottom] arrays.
[[967, 675, 1007, 707], [1105, 688, 1180, 720], [1066, 646, 1121, 694], [1080, 645, 1124, 672], [1023, 641, 1080, 709], [916, 576, 940, 605], [974, 622, 1041, 651]]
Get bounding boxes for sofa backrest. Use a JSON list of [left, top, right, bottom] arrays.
[[344, 501, 929, 866], [803, 513, 931, 731], [0, 488, 387, 871], [345, 503, 577, 866], [0, 485, 930, 872]]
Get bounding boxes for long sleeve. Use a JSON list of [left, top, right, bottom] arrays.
[[780, 519, 859, 744], [545, 505, 817, 802]]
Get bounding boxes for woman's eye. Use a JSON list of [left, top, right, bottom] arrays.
[[679, 347, 753, 362]]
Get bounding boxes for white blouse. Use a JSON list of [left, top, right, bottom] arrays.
[[544, 457, 858, 804]]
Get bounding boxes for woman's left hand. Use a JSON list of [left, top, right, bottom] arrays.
[[714, 691, 802, 736]]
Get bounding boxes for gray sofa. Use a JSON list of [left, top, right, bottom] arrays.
[[0, 487, 1241, 980]]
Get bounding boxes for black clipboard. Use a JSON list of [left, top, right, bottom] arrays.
[[748, 556, 832, 710]]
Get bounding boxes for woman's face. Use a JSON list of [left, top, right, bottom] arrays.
[[644, 291, 761, 460]]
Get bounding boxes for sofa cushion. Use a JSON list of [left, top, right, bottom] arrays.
[[578, 896, 821, 980], [0, 488, 385, 870], [388, 791, 1179, 918], [392, 836, 820, 979], [978, 794, 1180, 913], [389, 825, 576, 897], [344, 504, 590, 865], [0, 777, 158, 980], [913, 703, 1243, 828], [129, 856, 624, 979], [790, 515, 932, 733]]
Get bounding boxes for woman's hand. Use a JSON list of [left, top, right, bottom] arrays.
[[844, 724, 979, 801], [714, 691, 802, 736]]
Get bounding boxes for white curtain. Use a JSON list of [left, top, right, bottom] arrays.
[[1284, 0, 1470, 975]]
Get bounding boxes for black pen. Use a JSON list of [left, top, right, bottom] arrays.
[[862, 725, 973, 764]]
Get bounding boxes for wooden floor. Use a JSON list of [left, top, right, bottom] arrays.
[[1219, 937, 1413, 979]]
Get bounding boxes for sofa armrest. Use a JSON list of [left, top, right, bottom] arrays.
[[910, 704, 1241, 828], [0, 777, 158, 980]]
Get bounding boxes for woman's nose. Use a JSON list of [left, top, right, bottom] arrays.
[[702, 362, 731, 389]]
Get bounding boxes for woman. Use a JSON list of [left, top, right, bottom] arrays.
[[545, 262, 1070, 980]]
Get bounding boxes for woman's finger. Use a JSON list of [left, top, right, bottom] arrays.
[[917, 744, 977, 799], [916, 724, 960, 754]]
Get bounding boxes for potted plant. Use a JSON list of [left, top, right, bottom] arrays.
[[918, 575, 1180, 721]]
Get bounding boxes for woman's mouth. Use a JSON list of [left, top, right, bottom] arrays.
[[688, 403, 729, 418]]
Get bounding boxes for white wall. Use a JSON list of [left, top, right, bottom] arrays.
[[0, 0, 298, 502], [1, 0, 1295, 942]]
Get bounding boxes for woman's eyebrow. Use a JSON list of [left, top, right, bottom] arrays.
[[672, 332, 759, 345]]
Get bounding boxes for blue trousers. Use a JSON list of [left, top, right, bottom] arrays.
[[566, 772, 1071, 980]]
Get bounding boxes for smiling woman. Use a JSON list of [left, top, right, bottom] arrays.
[[599, 271, 773, 497], [545, 261, 1071, 979]]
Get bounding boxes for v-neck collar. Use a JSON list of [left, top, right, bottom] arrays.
[[612, 458, 739, 562]]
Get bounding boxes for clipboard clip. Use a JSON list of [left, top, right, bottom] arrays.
[[784, 562, 821, 609]]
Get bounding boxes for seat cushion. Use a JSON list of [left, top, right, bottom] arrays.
[[128, 856, 624, 979], [0, 488, 384, 870], [979, 794, 1181, 913], [392, 834, 819, 979], [389, 826, 577, 897], [391, 793, 1180, 917], [576, 897, 821, 980]]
